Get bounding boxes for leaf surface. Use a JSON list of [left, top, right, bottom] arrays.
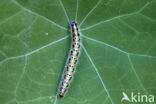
[[0, 0, 156, 104]]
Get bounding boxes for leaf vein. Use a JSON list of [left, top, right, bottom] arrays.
[[82, 45, 114, 104], [82, 35, 156, 58], [127, 55, 148, 93], [81, 12, 137, 31], [58, 0, 70, 22], [15, 56, 27, 98], [0, 10, 22, 25], [81, 1, 153, 31], [75, 0, 79, 21], [79, 0, 102, 27], [11, 0, 67, 30], [139, 13, 156, 22], [0, 36, 69, 65]]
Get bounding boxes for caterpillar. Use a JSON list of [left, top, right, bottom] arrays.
[[58, 21, 81, 98]]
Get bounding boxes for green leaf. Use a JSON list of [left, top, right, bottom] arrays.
[[0, 0, 156, 104]]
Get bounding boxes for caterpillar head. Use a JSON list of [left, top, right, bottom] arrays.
[[71, 21, 77, 25]]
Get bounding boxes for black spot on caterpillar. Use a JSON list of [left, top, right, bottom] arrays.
[[58, 21, 81, 98]]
